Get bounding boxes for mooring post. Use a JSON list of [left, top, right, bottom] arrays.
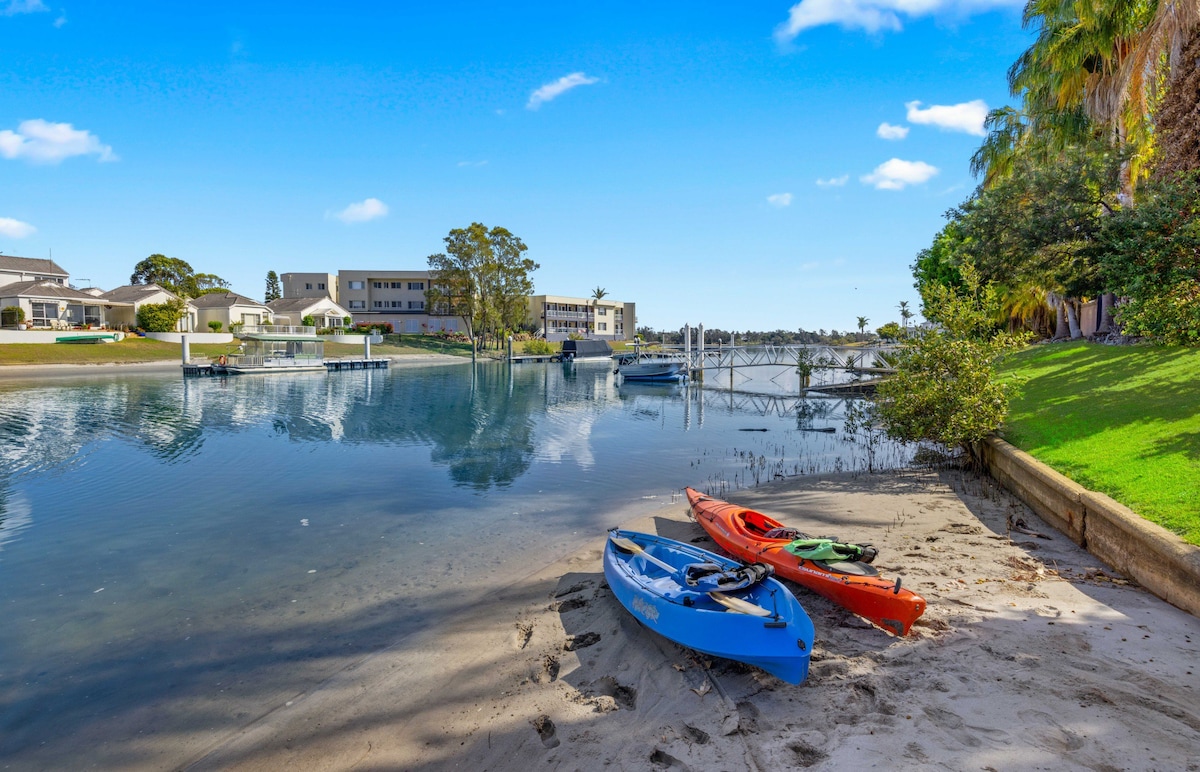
[[507, 335, 513, 362], [697, 324, 705, 382], [181, 335, 190, 365], [364, 334, 371, 360]]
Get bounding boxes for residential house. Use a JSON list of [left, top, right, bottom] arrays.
[[267, 296, 353, 330], [0, 255, 69, 288], [100, 283, 197, 332], [0, 280, 133, 329], [189, 291, 273, 332], [527, 294, 635, 342]]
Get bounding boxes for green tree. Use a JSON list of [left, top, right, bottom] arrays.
[[130, 254, 229, 298], [265, 271, 282, 302], [136, 298, 187, 332], [1096, 170, 1200, 343], [426, 223, 538, 349], [876, 321, 903, 341], [856, 316, 869, 340], [877, 263, 1030, 466]]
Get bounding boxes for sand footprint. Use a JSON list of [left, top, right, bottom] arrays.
[[515, 621, 533, 650], [532, 714, 560, 748], [649, 748, 690, 769], [564, 632, 601, 651]]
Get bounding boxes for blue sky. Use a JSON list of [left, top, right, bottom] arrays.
[[1, 1, 1031, 334]]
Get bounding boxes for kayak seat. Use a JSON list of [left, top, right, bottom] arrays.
[[816, 560, 880, 577]]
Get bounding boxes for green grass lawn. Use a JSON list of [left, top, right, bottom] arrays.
[[1000, 341, 1200, 544], [0, 334, 476, 366]]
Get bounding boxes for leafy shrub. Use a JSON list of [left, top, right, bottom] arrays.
[[302, 315, 316, 327], [1, 305, 25, 327], [136, 299, 186, 332], [524, 339, 555, 355], [207, 320, 223, 332]]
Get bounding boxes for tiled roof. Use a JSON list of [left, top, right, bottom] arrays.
[[0, 280, 131, 304], [0, 255, 69, 276], [188, 291, 269, 309], [101, 283, 180, 303]]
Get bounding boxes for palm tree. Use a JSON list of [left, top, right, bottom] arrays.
[[589, 286, 608, 338], [856, 316, 869, 341], [897, 301, 914, 337]]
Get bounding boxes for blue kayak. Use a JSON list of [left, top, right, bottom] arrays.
[[603, 529, 814, 684]]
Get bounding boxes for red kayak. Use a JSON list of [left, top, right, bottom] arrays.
[[686, 488, 926, 635]]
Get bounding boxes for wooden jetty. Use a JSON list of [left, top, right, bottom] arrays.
[[182, 358, 389, 377]]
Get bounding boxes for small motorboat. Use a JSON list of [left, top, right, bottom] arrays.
[[613, 343, 688, 382], [603, 529, 814, 684], [686, 488, 926, 636]]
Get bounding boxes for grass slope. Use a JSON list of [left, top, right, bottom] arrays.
[[1000, 341, 1200, 544]]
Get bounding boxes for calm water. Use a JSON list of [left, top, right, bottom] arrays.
[[0, 360, 906, 765]]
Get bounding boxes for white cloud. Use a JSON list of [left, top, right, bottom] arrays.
[[775, 0, 1021, 39], [527, 72, 600, 110], [905, 99, 989, 135], [0, 120, 117, 164], [861, 158, 939, 190], [0, 217, 36, 238], [332, 198, 388, 224], [53, 13, 65, 27], [877, 122, 909, 140], [1, 0, 48, 16], [767, 192, 793, 207], [816, 174, 849, 187]]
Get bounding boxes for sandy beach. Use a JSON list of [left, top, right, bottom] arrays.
[[175, 468, 1200, 771]]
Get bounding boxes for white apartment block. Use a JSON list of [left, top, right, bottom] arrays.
[[282, 268, 634, 340]]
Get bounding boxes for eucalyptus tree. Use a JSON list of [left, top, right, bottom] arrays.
[[426, 223, 539, 349]]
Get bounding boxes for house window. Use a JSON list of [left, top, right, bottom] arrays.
[[391, 282, 403, 288], [406, 319, 420, 333], [318, 283, 326, 290], [305, 283, 313, 290], [348, 300, 366, 309], [373, 301, 384, 308], [597, 308, 607, 316], [30, 302, 56, 325], [241, 313, 261, 326], [408, 300, 424, 310], [598, 322, 607, 331], [373, 282, 383, 289], [348, 281, 365, 290], [408, 282, 424, 290]]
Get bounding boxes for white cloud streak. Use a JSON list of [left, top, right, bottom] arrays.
[[877, 122, 909, 140], [775, 0, 1021, 39], [1, 0, 48, 16], [905, 99, 989, 135], [0, 217, 36, 238], [861, 158, 939, 190], [816, 174, 850, 187], [527, 72, 600, 110], [0, 119, 117, 164], [767, 192, 794, 207], [332, 198, 388, 224]]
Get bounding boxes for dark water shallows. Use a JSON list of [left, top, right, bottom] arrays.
[[0, 361, 907, 761]]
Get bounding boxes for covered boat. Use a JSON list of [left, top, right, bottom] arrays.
[[686, 488, 926, 636], [603, 529, 814, 684], [613, 346, 688, 382]]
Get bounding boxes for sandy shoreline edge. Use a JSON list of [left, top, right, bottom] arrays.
[[179, 469, 1199, 771]]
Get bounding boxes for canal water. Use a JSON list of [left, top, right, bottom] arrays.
[[0, 360, 907, 765]]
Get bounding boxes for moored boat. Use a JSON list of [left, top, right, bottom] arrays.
[[603, 529, 814, 684], [685, 488, 926, 636], [613, 349, 688, 381]]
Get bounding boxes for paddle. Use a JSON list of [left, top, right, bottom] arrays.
[[608, 535, 772, 617]]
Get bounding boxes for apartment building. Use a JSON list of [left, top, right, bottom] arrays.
[[528, 295, 635, 342], [335, 269, 462, 333], [281, 273, 337, 302]]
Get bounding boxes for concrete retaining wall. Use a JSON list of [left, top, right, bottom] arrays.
[[980, 435, 1200, 617]]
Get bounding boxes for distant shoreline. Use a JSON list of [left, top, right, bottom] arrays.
[[0, 353, 469, 380]]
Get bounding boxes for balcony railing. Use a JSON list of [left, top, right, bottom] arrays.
[[241, 325, 316, 335]]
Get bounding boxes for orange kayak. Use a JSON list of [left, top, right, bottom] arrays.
[[686, 488, 926, 635]]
